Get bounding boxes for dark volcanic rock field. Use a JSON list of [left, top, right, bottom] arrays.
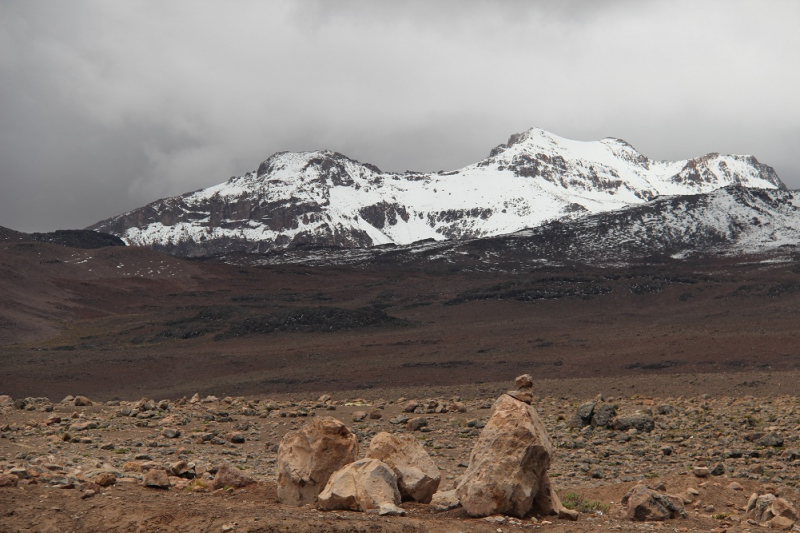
[[1, 237, 799, 400]]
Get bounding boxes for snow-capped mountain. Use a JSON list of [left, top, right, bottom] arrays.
[[479, 186, 800, 264], [89, 128, 785, 257], [213, 186, 800, 268]]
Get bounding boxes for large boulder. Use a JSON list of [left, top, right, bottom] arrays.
[[317, 459, 404, 515], [366, 432, 440, 503], [455, 388, 562, 518], [277, 417, 358, 505]]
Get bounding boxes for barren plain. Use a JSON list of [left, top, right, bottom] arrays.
[[1, 238, 800, 531]]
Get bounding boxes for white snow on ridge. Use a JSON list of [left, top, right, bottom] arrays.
[[100, 128, 787, 253]]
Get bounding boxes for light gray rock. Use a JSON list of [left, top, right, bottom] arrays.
[[317, 459, 402, 513], [366, 432, 440, 503], [276, 417, 358, 506], [455, 393, 562, 518]]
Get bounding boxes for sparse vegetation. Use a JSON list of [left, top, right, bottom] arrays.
[[561, 492, 611, 513]]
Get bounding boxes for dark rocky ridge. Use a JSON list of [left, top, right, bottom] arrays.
[[0, 226, 125, 249]]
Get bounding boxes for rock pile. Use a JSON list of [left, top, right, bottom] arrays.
[[274, 375, 569, 520], [746, 489, 798, 529]]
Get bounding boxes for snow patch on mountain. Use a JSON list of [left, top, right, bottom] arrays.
[[89, 128, 786, 257]]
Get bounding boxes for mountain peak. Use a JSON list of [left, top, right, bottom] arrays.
[[88, 128, 786, 257]]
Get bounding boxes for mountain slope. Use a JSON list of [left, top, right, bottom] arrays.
[[232, 187, 800, 269], [89, 128, 784, 257]]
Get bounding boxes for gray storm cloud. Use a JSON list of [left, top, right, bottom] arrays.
[[1, 0, 798, 232]]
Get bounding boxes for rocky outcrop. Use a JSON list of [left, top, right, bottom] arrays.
[[276, 417, 358, 505], [317, 459, 404, 515], [366, 432, 440, 503], [746, 491, 797, 528], [455, 375, 562, 518]]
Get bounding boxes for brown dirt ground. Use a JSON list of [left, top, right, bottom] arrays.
[[1, 240, 800, 531]]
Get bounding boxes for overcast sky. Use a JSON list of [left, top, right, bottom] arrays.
[[1, 1, 798, 232]]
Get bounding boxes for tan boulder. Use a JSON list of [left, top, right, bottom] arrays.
[[317, 458, 403, 515], [94, 472, 116, 487], [73, 396, 92, 407], [770, 516, 796, 530], [277, 417, 358, 505], [143, 468, 170, 489], [366, 432, 440, 503], [213, 463, 254, 489], [430, 489, 461, 512], [771, 497, 798, 521], [455, 392, 561, 518], [0, 474, 19, 487]]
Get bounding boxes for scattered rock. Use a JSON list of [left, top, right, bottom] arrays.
[[167, 460, 196, 479], [693, 466, 710, 478], [94, 472, 116, 487], [406, 417, 428, 431], [430, 489, 461, 512], [213, 464, 254, 490], [317, 458, 402, 513], [759, 432, 784, 448], [452, 401, 467, 413], [162, 428, 181, 439], [0, 474, 19, 487], [69, 421, 98, 432], [769, 515, 795, 530], [770, 497, 798, 521], [613, 412, 655, 433], [622, 485, 687, 521], [558, 508, 580, 521], [143, 469, 171, 489], [366, 432, 441, 503], [276, 417, 358, 506], [591, 403, 618, 428], [572, 401, 596, 428], [389, 415, 409, 425], [73, 396, 93, 407], [402, 401, 419, 413], [709, 463, 726, 476]]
